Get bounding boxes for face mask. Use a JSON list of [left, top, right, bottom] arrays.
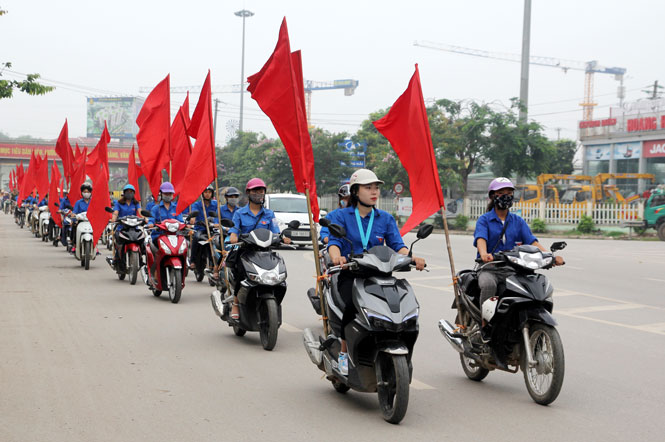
[[82, 192, 91, 199], [493, 194, 514, 210], [227, 197, 239, 207], [249, 194, 265, 205], [339, 200, 348, 208], [162, 194, 173, 203], [124, 191, 135, 200]]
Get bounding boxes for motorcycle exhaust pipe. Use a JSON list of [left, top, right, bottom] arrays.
[[210, 290, 224, 317], [438, 319, 465, 354], [302, 328, 323, 368]]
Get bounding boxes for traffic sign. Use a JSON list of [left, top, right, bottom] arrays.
[[393, 182, 404, 195]]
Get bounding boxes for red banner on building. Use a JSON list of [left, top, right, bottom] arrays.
[[0, 143, 133, 164], [643, 139, 665, 158]]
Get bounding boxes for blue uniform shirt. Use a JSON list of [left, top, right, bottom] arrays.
[[38, 197, 48, 206], [73, 198, 90, 214], [145, 200, 156, 212], [113, 199, 142, 230], [191, 200, 218, 232], [219, 203, 238, 222], [319, 207, 343, 242], [327, 206, 405, 258], [59, 196, 73, 211], [473, 209, 538, 255], [149, 201, 183, 240], [229, 204, 280, 236]]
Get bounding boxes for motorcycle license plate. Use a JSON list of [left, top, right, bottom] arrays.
[[291, 230, 309, 237]]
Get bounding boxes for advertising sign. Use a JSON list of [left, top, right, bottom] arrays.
[[644, 139, 665, 158], [585, 144, 611, 161], [339, 139, 366, 169], [613, 142, 641, 159], [87, 97, 144, 139]]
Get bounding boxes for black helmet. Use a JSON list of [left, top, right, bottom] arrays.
[[225, 187, 240, 197], [337, 184, 351, 198], [81, 183, 93, 192]]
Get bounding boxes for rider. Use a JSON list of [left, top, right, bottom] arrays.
[[108, 184, 143, 267], [145, 194, 156, 212], [327, 169, 426, 375], [228, 178, 291, 319], [219, 186, 241, 221], [147, 182, 182, 279], [59, 189, 74, 246], [71, 183, 93, 252], [473, 177, 564, 337], [319, 184, 351, 244], [189, 185, 219, 271]]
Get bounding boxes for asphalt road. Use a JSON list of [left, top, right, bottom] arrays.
[[1, 213, 664, 441]]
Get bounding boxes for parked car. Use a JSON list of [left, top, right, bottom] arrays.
[[264, 194, 326, 247]]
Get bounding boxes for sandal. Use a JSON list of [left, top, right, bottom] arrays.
[[231, 302, 240, 320]]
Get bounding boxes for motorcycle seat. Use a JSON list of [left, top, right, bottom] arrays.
[[457, 269, 481, 306]]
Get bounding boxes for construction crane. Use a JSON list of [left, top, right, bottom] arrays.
[[413, 40, 626, 121], [138, 78, 359, 125]]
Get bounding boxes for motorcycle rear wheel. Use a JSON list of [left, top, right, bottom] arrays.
[[376, 353, 410, 424], [460, 354, 490, 382], [331, 379, 350, 394], [259, 298, 279, 351], [129, 251, 139, 285], [233, 325, 246, 336], [521, 323, 565, 406]]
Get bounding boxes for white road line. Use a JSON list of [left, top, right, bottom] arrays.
[[405, 275, 452, 282], [410, 378, 436, 390], [556, 312, 665, 336], [558, 304, 644, 315], [410, 282, 454, 293], [281, 323, 303, 333], [636, 322, 665, 333], [647, 278, 665, 283]]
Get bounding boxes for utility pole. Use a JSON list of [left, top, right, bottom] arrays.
[[519, 0, 532, 122], [555, 127, 561, 140], [235, 9, 254, 133]]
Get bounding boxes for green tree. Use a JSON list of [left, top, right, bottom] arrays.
[[547, 139, 577, 174]]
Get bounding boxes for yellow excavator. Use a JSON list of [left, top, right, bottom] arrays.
[[591, 173, 655, 203], [514, 174, 593, 205]]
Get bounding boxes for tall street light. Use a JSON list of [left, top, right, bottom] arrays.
[[235, 9, 254, 133]]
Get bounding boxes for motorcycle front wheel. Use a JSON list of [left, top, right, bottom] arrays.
[[129, 251, 139, 285], [521, 323, 565, 405], [259, 298, 279, 351], [376, 353, 410, 424], [83, 241, 91, 270], [168, 267, 182, 304]]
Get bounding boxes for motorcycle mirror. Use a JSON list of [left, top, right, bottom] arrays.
[[282, 229, 292, 239], [287, 220, 301, 230], [416, 224, 434, 239], [187, 210, 200, 219], [319, 218, 331, 227], [208, 211, 216, 218], [550, 241, 567, 252], [328, 223, 346, 238], [220, 218, 235, 228], [104, 207, 113, 213], [140, 209, 152, 217]]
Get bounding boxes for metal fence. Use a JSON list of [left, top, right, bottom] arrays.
[[466, 199, 643, 225]]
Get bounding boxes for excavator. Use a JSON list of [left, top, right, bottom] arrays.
[[514, 174, 593, 205], [591, 173, 655, 203]]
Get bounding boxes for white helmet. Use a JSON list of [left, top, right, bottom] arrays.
[[481, 297, 499, 323], [349, 169, 384, 186]]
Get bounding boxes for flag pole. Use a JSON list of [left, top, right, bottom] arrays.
[[199, 196, 218, 269], [305, 187, 329, 336], [440, 207, 462, 314]]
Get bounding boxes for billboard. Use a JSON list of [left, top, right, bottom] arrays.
[[585, 144, 611, 161], [644, 139, 665, 158], [87, 97, 144, 139], [613, 142, 641, 159]]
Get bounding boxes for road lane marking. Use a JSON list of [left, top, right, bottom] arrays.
[[556, 312, 665, 336], [647, 278, 665, 283], [281, 323, 303, 333], [558, 304, 644, 315], [410, 282, 454, 293], [636, 322, 665, 333], [405, 275, 452, 282], [410, 379, 436, 390]]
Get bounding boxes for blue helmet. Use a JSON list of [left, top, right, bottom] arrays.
[[122, 184, 136, 192]]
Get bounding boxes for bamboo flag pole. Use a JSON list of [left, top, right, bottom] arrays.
[[305, 188, 329, 336], [199, 196, 218, 269], [440, 207, 462, 314]]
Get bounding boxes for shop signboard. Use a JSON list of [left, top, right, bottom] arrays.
[[643, 139, 665, 158], [613, 142, 641, 159], [585, 144, 611, 161]]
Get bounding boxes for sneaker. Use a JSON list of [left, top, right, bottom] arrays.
[[338, 352, 349, 376]]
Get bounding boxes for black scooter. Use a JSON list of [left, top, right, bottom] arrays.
[[104, 207, 149, 285], [210, 219, 299, 351], [439, 242, 567, 405], [303, 219, 432, 424]]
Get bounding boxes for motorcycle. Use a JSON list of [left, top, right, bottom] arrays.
[[38, 206, 50, 241], [16, 203, 26, 228], [438, 242, 567, 406], [49, 217, 61, 247], [101, 221, 113, 249], [191, 213, 220, 283], [210, 219, 299, 351], [73, 212, 96, 270], [105, 208, 148, 285], [142, 211, 198, 304], [302, 219, 432, 424], [29, 206, 39, 236]]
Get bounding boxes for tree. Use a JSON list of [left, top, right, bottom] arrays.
[[0, 8, 54, 100], [547, 139, 577, 174]]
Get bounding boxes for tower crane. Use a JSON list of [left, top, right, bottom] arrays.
[[413, 40, 626, 121], [139, 79, 359, 125]]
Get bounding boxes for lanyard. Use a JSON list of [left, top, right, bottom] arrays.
[[354, 207, 375, 251]]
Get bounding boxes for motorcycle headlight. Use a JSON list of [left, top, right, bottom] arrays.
[[252, 264, 284, 285], [363, 308, 392, 323], [508, 252, 552, 270], [165, 221, 179, 233], [403, 307, 419, 322]]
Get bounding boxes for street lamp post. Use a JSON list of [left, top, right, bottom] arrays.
[[235, 9, 254, 134]]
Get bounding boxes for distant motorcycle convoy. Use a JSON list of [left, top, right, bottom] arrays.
[[2, 172, 568, 424]]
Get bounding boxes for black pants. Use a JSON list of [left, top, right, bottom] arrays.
[[337, 271, 356, 340]]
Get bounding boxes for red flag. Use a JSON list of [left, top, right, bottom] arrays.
[[75, 143, 83, 160], [35, 154, 50, 203], [55, 119, 74, 181], [70, 147, 88, 201], [17, 162, 25, 188], [128, 145, 142, 201], [9, 170, 14, 191], [49, 162, 63, 227], [373, 64, 445, 235], [170, 93, 192, 192], [176, 71, 216, 215], [18, 151, 38, 203], [137, 74, 171, 198], [86, 122, 110, 177], [247, 19, 319, 221], [87, 164, 111, 247]]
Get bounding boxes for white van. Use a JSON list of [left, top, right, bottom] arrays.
[[264, 194, 326, 247]]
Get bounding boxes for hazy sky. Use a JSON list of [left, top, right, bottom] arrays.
[[1, 0, 663, 144]]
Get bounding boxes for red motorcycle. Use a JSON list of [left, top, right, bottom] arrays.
[[144, 212, 197, 304]]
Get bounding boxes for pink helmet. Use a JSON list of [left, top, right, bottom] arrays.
[[160, 182, 175, 193], [246, 178, 267, 192], [488, 177, 514, 196]]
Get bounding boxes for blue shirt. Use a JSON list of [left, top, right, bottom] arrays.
[[319, 208, 344, 242], [219, 203, 238, 221], [113, 199, 142, 230], [59, 197, 73, 211], [73, 199, 90, 214], [149, 201, 183, 239], [191, 200, 219, 232], [473, 209, 538, 255], [327, 206, 405, 258], [38, 197, 48, 206], [145, 200, 156, 212], [229, 205, 280, 235]]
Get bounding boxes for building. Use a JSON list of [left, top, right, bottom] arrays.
[[579, 98, 665, 196]]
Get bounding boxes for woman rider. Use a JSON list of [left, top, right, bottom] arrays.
[[108, 184, 143, 268], [327, 169, 426, 375], [473, 177, 564, 338], [71, 183, 93, 253]]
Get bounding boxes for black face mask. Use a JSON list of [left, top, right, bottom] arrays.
[[493, 194, 514, 210], [249, 194, 265, 205]]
